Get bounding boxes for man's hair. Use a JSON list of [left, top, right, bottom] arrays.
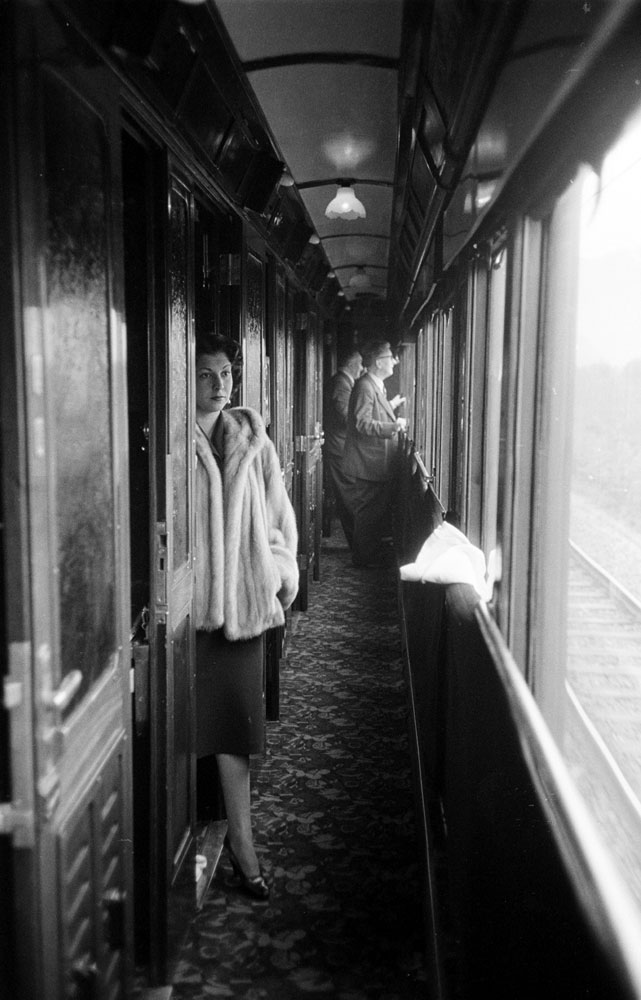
[[337, 346, 361, 368], [195, 333, 244, 385], [360, 340, 390, 369]]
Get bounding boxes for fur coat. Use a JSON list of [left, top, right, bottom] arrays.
[[194, 407, 298, 641]]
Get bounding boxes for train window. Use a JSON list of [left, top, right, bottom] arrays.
[[415, 323, 433, 474], [436, 310, 454, 509], [429, 315, 441, 489], [464, 263, 488, 544], [481, 250, 506, 587], [559, 106, 641, 910], [414, 325, 427, 459], [44, 76, 117, 706], [417, 316, 437, 477]]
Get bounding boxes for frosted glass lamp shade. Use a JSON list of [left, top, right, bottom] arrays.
[[325, 185, 366, 220]]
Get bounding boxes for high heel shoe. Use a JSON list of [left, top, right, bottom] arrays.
[[223, 835, 270, 900]]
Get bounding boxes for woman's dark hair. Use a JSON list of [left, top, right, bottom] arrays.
[[195, 333, 244, 386]]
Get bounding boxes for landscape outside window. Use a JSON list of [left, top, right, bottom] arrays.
[[565, 105, 641, 910]]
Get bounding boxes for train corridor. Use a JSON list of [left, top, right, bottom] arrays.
[[163, 526, 427, 999]]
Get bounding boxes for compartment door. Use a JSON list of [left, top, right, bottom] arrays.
[[147, 168, 197, 984], [1, 13, 133, 998]]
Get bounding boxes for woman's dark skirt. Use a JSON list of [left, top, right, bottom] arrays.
[[196, 628, 265, 757]]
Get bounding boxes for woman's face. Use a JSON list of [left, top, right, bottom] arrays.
[[196, 351, 234, 416]]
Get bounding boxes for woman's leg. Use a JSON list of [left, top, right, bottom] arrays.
[[216, 752, 261, 877]]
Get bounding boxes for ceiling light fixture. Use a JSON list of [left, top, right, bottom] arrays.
[[348, 266, 371, 290], [308, 233, 321, 245], [279, 168, 295, 188], [325, 184, 366, 221]]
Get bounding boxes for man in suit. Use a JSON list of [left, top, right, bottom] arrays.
[[323, 346, 363, 547], [343, 340, 406, 567]]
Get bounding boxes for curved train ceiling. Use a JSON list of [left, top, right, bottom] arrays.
[[213, 0, 403, 316], [66, 0, 634, 332]]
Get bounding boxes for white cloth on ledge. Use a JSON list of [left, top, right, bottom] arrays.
[[399, 522, 491, 600]]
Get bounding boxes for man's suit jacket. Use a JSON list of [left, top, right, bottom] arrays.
[[323, 369, 354, 460], [343, 372, 400, 482]]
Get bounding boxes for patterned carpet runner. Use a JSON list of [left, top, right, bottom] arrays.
[[171, 529, 427, 998]]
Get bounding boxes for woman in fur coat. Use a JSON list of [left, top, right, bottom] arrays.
[[195, 333, 298, 899]]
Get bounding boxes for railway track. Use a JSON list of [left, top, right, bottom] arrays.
[[565, 542, 641, 904]]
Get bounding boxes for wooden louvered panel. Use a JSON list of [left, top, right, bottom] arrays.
[[60, 807, 94, 985], [57, 742, 129, 999], [97, 748, 128, 996]]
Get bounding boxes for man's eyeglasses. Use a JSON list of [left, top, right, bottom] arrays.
[[377, 353, 397, 361]]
